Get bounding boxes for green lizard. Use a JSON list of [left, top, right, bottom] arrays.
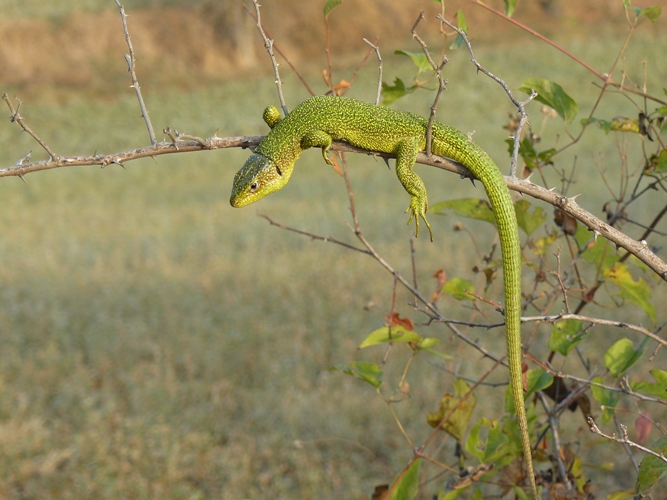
[[230, 95, 537, 498]]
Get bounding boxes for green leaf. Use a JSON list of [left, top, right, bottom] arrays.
[[585, 117, 614, 133], [437, 489, 465, 500], [604, 263, 656, 324], [610, 116, 640, 133], [519, 78, 578, 123], [388, 458, 422, 500], [330, 361, 382, 388], [381, 77, 415, 106], [359, 325, 422, 348], [636, 433, 667, 494], [590, 376, 621, 423], [504, 0, 517, 17], [323, 0, 342, 18], [548, 319, 586, 356], [655, 150, 667, 172], [608, 490, 636, 500], [631, 369, 667, 399], [571, 456, 588, 493], [505, 137, 556, 170], [466, 418, 511, 464], [450, 10, 468, 50], [578, 228, 619, 271], [430, 198, 496, 225], [528, 369, 554, 394], [427, 379, 477, 441], [506, 369, 553, 412], [395, 50, 432, 73], [639, 5, 662, 22], [442, 277, 475, 301], [604, 337, 649, 378], [514, 199, 547, 236], [359, 326, 450, 358], [530, 231, 558, 256]]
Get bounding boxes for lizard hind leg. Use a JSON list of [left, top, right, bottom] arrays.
[[301, 129, 335, 166], [395, 138, 434, 241]]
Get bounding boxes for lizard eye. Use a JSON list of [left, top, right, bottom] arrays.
[[250, 182, 258, 192], [276, 166, 282, 176]]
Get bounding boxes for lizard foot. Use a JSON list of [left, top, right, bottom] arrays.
[[405, 197, 434, 242]]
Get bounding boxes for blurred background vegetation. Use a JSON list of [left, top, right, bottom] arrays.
[[0, 0, 665, 498]]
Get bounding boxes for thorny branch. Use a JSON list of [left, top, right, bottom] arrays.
[[114, 0, 156, 145], [537, 392, 572, 490], [242, 3, 315, 96], [411, 11, 448, 157], [588, 416, 667, 464], [1, 124, 666, 281], [251, 0, 288, 115], [2, 93, 57, 163], [438, 14, 536, 178], [362, 38, 383, 106]]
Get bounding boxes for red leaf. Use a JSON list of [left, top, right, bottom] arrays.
[[635, 411, 652, 445]]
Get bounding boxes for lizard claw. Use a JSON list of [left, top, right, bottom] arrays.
[[405, 197, 434, 242]]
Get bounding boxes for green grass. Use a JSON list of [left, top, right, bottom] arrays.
[[0, 27, 666, 499]]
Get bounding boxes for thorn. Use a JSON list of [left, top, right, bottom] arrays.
[[104, 159, 125, 170], [568, 194, 581, 203], [548, 187, 557, 192], [17, 173, 28, 184], [383, 157, 391, 169], [15, 150, 32, 166], [524, 172, 534, 184], [593, 230, 600, 241]]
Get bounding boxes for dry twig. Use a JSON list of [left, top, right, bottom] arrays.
[[114, 0, 156, 145]]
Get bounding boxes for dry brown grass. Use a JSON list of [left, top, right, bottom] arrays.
[[1, 0, 663, 95]]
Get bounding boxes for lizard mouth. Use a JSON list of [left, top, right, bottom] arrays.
[[230, 152, 273, 207]]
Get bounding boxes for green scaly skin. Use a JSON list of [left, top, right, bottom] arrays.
[[230, 96, 537, 498]]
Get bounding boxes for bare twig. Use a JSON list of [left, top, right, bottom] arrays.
[[114, 0, 156, 145], [521, 313, 667, 349], [0, 134, 263, 176], [2, 93, 58, 161], [254, 211, 507, 367], [614, 414, 642, 472], [537, 392, 572, 491], [251, 0, 288, 115], [526, 356, 667, 406], [438, 14, 535, 177], [363, 38, 383, 106], [588, 416, 667, 463], [258, 214, 370, 255], [242, 4, 315, 97], [411, 12, 448, 157]]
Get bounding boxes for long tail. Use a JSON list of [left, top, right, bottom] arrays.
[[433, 127, 537, 498]]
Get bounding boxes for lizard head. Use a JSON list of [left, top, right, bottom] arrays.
[[230, 152, 293, 207]]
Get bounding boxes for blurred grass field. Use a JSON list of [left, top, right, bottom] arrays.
[[0, 4, 666, 497]]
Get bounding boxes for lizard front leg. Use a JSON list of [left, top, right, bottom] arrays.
[[395, 138, 433, 241], [301, 129, 335, 166]]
